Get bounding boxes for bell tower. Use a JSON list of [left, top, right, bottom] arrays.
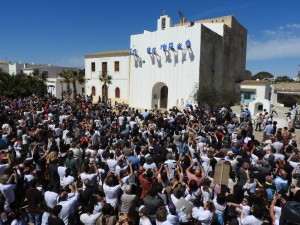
[[157, 14, 172, 31]]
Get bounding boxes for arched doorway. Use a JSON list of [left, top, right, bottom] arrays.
[[102, 84, 108, 101], [92, 86, 96, 96], [115, 87, 120, 98], [160, 86, 168, 108], [152, 82, 168, 109], [258, 104, 263, 111], [249, 98, 271, 117]]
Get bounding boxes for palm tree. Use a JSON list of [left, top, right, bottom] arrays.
[[71, 69, 85, 99], [0, 72, 39, 97], [32, 69, 48, 97], [0, 72, 16, 96], [99, 72, 112, 101], [59, 70, 72, 98], [0, 72, 8, 95]]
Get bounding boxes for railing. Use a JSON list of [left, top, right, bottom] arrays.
[[99, 71, 109, 76]]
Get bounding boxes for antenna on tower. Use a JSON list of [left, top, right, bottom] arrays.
[[178, 10, 186, 25]]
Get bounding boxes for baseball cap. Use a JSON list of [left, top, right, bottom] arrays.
[[227, 151, 234, 156]]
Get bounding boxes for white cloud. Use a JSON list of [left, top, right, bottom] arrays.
[[247, 23, 300, 61], [247, 37, 300, 60], [286, 24, 300, 29]]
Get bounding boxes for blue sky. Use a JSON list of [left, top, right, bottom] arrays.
[[1, 0, 300, 77]]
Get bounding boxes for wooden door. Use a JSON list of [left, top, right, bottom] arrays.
[[160, 86, 168, 108], [102, 62, 107, 75]]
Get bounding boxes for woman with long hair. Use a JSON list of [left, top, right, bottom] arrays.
[[185, 179, 201, 203], [192, 200, 215, 225], [143, 157, 157, 172]]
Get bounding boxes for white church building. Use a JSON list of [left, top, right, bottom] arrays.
[[85, 14, 249, 109]]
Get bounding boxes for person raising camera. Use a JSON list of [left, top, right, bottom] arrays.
[[138, 168, 158, 202]]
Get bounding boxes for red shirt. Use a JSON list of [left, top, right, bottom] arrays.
[[138, 174, 158, 199]]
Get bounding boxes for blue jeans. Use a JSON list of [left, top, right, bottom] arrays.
[[28, 213, 42, 225], [217, 213, 224, 225]]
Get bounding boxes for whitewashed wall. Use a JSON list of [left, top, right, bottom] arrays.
[[240, 84, 269, 100], [129, 16, 203, 109], [85, 54, 130, 103]]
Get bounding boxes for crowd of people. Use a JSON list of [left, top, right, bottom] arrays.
[[0, 95, 299, 225]]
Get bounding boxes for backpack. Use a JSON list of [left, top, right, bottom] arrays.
[[139, 154, 146, 166], [167, 202, 177, 215]]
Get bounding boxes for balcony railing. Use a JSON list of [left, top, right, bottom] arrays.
[[99, 71, 109, 76]]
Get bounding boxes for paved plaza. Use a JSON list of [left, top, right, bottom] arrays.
[[231, 104, 299, 141]]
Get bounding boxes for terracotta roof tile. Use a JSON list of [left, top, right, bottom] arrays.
[[240, 80, 269, 86], [85, 50, 128, 58], [272, 82, 300, 92]]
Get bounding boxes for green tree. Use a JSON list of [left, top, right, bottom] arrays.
[[275, 76, 293, 82], [251, 71, 274, 80], [219, 86, 239, 107], [99, 72, 112, 101], [194, 85, 218, 109], [0, 72, 9, 95], [32, 69, 48, 97], [0, 72, 17, 96], [71, 69, 85, 99], [0, 72, 38, 97], [193, 84, 239, 109], [59, 70, 72, 98]]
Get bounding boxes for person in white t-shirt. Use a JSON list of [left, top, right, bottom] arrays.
[[58, 184, 79, 225], [155, 205, 179, 225], [192, 198, 205, 220], [269, 194, 283, 225], [79, 163, 99, 190], [143, 157, 157, 172], [0, 175, 16, 207], [80, 204, 101, 225], [1, 124, 11, 134], [138, 205, 152, 225], [228, 196, 251, 218], [57, 158, 67, 184], [106, 153, 119, 172], [103, 173, 123, 209], [61, 168, 75, 187], [213, 193, 227, 225], [0, 154, 12, 176], [10, 211, 26, 225], [240, 205, 263, 225], [164, 155, 177, 179], [192, 201, 214, 225], [44, 184, 59, 209]]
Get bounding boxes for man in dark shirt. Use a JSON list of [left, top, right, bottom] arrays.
[[26, 179, 43, 225], [143, 188, 163, 224], [80, 178, 101, 213], [48, 158, 60, 193], [48, 204, 65, 225]]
